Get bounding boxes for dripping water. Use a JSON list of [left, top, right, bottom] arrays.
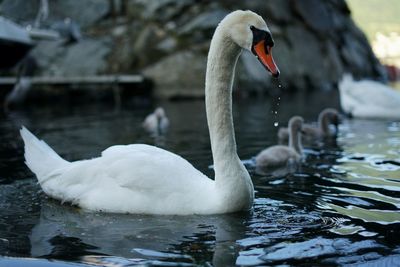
[[271, 83, 282, 127]]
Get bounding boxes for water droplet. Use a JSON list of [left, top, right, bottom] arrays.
[[274, 111, 278, 114], [278, 84, 282, 88], [274, 122, 279, 127]]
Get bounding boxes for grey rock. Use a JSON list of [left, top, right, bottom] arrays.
[[329, 0, 351, 14], [1, 0, 110, 28], [50, 0, 109, 28], [261, 0, 293, 23], [285, 26, 325, 85], [3, 0, 383, 97], [127, 0, 194, 21], [30, 40, 64, 72], [156, 37, 178, 53], [323, 40, 344, 83], [293, 0, 335, 34], [143, 51, 206, 98], [179, 9, 229, 35], [32, 38, 111, 76], [235, 51, 272, 94], [59, 38, 111, 76], [131, 24, 167, 67], [341, 32, 371, 75], [0, 0, 39, 24], [269, 37, 300, 89]]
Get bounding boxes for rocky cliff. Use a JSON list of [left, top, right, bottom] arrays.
[[1, 0, 385, 98]]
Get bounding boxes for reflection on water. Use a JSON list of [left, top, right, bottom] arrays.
[[316, 120, 400, 227], [0, 91, 399, 266]]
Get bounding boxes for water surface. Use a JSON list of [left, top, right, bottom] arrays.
[[0, 91, 399, 266]]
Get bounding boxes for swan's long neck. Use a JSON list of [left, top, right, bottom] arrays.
[[205, 26, 253, 207], [289, 128, 302, 155], [206, 29, 240, 169], [318, 113, 330, 135]]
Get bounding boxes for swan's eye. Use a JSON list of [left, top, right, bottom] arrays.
[[250, 25, 255, 30]]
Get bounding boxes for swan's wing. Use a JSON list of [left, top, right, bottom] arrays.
[[41, 144, 211, 205], [100, 144, 209, 191], [349, 80, 400, 108]]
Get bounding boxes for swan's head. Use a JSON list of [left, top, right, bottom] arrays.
[[154, 107, 166, 118], [288, 116, 304, 133], [221, 10, 280, 77], [338, 74, 354, 93], [321, 108, 340, 126]]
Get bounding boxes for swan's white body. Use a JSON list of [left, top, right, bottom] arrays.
[[21, 132, 219, 214], [338, 75, 400, 119], [20, 10, 277, 215], [142, 107, 169, 134]]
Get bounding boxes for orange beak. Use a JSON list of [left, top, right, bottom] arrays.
[[253, 40, 280, 78]]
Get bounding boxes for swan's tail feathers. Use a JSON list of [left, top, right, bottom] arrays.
[[20, 126, 69, 179], [338, 73, 354, 92]]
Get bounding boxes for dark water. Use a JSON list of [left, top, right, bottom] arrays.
[[0, 91, 399, 266]]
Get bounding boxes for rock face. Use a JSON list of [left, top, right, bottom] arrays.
[[32, 38, 112, 76], [1, 0, 109, 29], [0, 0, 385, 98]]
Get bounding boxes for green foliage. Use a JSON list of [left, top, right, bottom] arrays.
[[347, 0, 400, 40]]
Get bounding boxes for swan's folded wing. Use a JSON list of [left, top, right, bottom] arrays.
[[100, 144, 211, 192], [356, 81, 400, 107]]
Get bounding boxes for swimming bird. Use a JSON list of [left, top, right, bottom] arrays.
[[256, 116, 304, 171], [278, 108, 339, 144], [4, 55, 37, 111], [20, 10, 280, 215], [142, 107, 169, 135], [338, 74, 400, 119], [51, 17, 81, 44]]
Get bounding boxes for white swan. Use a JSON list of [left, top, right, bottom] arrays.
[[256, 116, 303, 170], [142, 107, 170, 135], [338, 74, 400, 119], [278, 108, 339, 143], [20, 10, 280, 215]]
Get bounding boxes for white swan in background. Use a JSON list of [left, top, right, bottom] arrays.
[[142, 107, 170, 135], [20, 10, 280, 215], [278, 108, 339, 143], [256, 116, 303, 170], [338, 74, 400, 119]]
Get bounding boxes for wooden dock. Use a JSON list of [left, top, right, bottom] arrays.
[[0, 74, 145, 86], [0, 74, 148, 106]]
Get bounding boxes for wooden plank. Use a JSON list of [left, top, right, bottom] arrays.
[[28, 28, 60, 41], [0, 75, 145, 85]]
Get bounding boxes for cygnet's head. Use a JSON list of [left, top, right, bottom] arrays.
[[288, 116, 304, 133], [321, 108, 340, 126], [154, 107, 166, 118], [219, 10, 279, 77]]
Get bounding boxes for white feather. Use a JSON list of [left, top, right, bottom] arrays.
[[339, 74, 400, 119]]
